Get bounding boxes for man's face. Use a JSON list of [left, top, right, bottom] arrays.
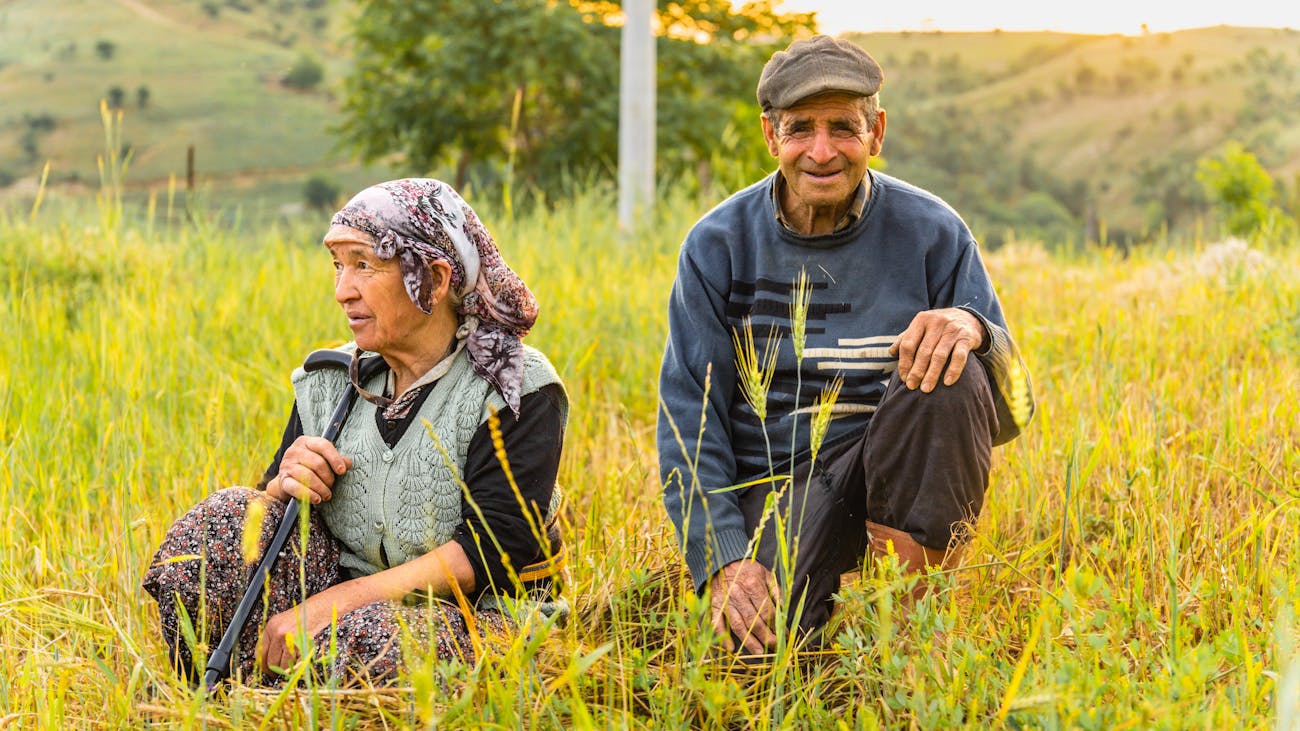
[[762, 92, 884, 218]]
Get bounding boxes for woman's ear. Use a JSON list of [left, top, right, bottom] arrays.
[[430, 260, 454, 303]]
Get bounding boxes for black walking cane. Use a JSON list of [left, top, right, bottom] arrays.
[[202, 349, 386, 691]]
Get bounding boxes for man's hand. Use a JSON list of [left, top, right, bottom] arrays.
[[265, 436, 352, 504], [889, 308, 987, 393], [708, 559, 781, 655]]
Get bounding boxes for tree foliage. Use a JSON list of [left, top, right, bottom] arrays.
[[282, 54, 325, 90], [303, 173, 341, 210], [338, 0, 814, 193], [881, 100, 1085, 246], [1196, 141, 1277, 237], [1134, 149, 1203, 233]]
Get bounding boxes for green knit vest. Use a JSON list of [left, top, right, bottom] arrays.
[[290, 343, 567, 583]]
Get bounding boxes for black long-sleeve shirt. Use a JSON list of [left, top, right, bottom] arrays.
[[258, 383, 566, 599]]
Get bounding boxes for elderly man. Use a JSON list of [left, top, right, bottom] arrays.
[[657, 35, 1034, 654]]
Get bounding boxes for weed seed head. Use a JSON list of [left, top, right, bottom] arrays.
[[732, 317, 780, 422]]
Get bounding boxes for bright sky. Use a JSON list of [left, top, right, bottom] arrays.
[[774, 0, 1300, 36]]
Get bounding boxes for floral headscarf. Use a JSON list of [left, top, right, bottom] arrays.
[[329, 178, 539, 416]]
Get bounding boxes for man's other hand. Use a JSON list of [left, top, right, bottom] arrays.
[[890, 308, 987, 392], [709, 559, 781, 655]]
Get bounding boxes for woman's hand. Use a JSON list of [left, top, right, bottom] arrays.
[[256, 544, 478, 673], [258, 591, 348, 674], [265, 436, 352, 504]]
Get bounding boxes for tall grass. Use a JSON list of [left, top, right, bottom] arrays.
[[0, 179, 1298, 727]]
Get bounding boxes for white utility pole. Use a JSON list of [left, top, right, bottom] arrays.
[[618, 0, 655, 230]]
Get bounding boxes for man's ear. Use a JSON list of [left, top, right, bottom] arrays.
[[869, 108, 886, 156], [761, 114, 780, 158]]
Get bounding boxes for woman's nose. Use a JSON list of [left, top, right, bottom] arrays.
[[334, 270, 357, 303]]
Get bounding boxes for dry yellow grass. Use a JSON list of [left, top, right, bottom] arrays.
[[0, 187, 1297, 727]]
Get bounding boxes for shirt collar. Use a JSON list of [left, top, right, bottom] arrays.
[[771, 171, 870, 234]]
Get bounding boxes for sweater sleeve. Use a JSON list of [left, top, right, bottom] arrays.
[[656, 236, 750, 593], [452, 384, 565, 599], [944, 241, 1036, 446]]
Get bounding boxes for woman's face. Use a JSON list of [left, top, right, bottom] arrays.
[[325, 226, 429, 355]]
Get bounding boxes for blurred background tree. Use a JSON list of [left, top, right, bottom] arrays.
[[282, 53, 325, 91], [1196, 141, 1278, 237], [106, 85, 126, 110], [338, 0, 814, 196], [303, 173, 341, 211]]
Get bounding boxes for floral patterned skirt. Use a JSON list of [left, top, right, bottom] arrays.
[[141, 487, 509, 687]]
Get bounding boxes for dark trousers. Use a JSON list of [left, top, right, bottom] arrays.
[[739, 358, 998, 634]]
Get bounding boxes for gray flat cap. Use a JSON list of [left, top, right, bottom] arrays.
[[756, 35, 883, 111]]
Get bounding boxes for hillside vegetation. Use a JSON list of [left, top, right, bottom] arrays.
[[847, 26, 1300, 244], [3, 2, 1299, 238], [0, 0, 392, 216]]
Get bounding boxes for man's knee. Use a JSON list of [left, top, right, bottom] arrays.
[[865, 361, 994, 552], [883, 356, 994, 419], [873, 359, 998, 458]]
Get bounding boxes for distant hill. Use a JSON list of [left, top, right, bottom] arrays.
[[0, 0, 392, 218], [844, 27, 1300, 243], [2, 1, 1298, 240]]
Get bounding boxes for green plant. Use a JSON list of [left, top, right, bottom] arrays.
[[94, 38, 115, 61], [281, 54, 324, 91], [1196, 140, 1278, 237], [302, 174, 340, 211], [106, 85, 125, 109]]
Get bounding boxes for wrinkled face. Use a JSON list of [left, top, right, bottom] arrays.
[[325, 226, 429, 355], [762, 92, 884, 216]]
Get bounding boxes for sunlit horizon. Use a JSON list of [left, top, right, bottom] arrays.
[[767, 0, 1300, 37]]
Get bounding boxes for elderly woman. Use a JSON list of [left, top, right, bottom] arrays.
[[143, 179, 567, 686]]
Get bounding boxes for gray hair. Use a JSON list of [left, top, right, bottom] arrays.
[[764, 93, 881, 136]]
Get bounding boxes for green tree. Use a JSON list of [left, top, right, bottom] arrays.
[[649, 0, 815, 180], [303, 174, 341, 211], [1195, 141, 1276, 237], [282, 54, 324, 90], [338, 0, 813, 193], [1134, 149, 1203, 233]]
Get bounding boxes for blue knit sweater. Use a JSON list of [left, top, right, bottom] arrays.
[[657, 171, 1034, 590]]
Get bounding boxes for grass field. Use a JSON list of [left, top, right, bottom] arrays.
[[1, 171, 1298, 729]]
